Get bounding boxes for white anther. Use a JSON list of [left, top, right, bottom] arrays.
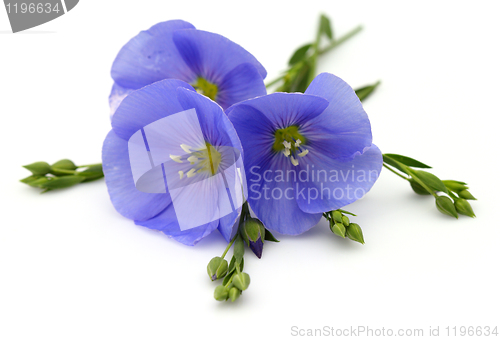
[[295, 140, 302, 147], [187, 168, 197, 178], [290, 156, 299, 166], [178, 171, 184, 179], [298, 149, 309, 157], [180, 144, 192, 153], [283, 148, 290, 157], [170, 155, 183, 163], [282, 141, 291, 149], [187, 155, 198, 164]]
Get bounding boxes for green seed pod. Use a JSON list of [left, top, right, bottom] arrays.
[[207, 256, 228, 281], [50, 159, 77, 176], [214, 285, 229, 301], [410, 179, 431, 195], [331, 222, 346, 238], [442, 180, 468, 192], [232, 272, 250, 291], [23, 162, 51, 176], [345, 223, 365, 244], [454, 198, 476, 218], [341, 215, 350, 227], [332, 210, 343, 223], [435, 196, 458, 218], [38, 175, 85, 190], [228, 287, 241, 302], [457, 190, 476, 200]]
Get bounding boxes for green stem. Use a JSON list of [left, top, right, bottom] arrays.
[[383, 163, 410, 181], [318, 25, 363, 55], [221, 233, 238, 259]]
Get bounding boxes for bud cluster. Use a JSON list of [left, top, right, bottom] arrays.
[[383, 154, 476, 219], [323, 209, 365, 244], [21, 159, 103, 193]]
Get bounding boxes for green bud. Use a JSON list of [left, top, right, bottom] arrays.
[[20, 175, 43, 185], [435, 196, 458, 218], [207, 256, 228, 281], [442, 180, 468, 192], [331, 222, 346, 238], [38, 175, 85, 190], [241, 218, 262, 244], [50, 159, 77, 176], [410, 179, 431, 195], [27, 177, 51, 188], [23, 161, 51, 175], [232, 272, 250, 291], [214, 285, 229, 301], [228, 287, 241, 302], [341, 215, 350, 227], [458, 190, 476, 200], [332, 210, 343, 223], [345, 223, 365, 244], [454, 198, 475, 218]]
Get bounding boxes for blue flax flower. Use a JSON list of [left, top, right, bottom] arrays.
[[102, 79, 246, 245], [227, 73, 383, 235], [109, 20, 267, 115]]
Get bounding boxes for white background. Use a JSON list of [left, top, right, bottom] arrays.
[[1, 1, 499, 339]]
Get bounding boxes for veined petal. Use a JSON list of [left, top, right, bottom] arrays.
[[111, 20, 196, 90], [109, 82, 134, 118], [246, 154, 323, 235], [176, 87, 243, 153], [227, 92, 329, 130], [295, 144, 383, 213], [216, 63, 267, 110], [304, 73, 372, 159], [172, 29, 267, 85], [135, 203, 219, 246], [111, 79, 194, 141], [102, 130, 171, 221]]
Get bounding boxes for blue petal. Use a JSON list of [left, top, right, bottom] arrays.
[[176, 87, 243, 153], [245, 153, 323, 235], [109, 82, 134, 118], [227, 92, 329, 130], [295, 144, 383, 213], [111, 79, 194, 141], [172, 29, 267, 85], [217, 207, 240, 242], [304, 73, 373, 159], [111, 20, 196, 90], [135, 203, 220, 246], [216, 63, 267, 110], [102, 130, 171, 221]]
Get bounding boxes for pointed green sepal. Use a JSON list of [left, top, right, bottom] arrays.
[[207, 256, 228, 281], [458, 190, 476, 200], [232, 272, 250, 291], [435, 196, 458, 218], [23, 161, 51, 175], [345, 223, 365, 244], [454, 198, 476, 218], [214, 285, 229, 301]]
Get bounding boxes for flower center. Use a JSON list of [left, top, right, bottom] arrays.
[[192, 77, 218, 101], [170, 142, 222, 179], [273, 126, 309, 166]]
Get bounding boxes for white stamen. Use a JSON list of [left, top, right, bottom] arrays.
[[298, 149, 309, 157], [187, 168, 197, 178], [180, 144, 192, 153], [290, 156, 299, 166], [187, 155, 198, 164], [295, 140, 302, 147], [178, 171, 184, 179], [170, 154, 183, 163], [283, 149, 290, 157], [282, 141, 291, 149]]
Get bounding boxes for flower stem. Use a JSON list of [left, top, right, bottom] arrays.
[[221, 233, 238, 259], [318, 25, 363, 56], [307, 17, 324, 85], [382, 163, 410, 181]]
